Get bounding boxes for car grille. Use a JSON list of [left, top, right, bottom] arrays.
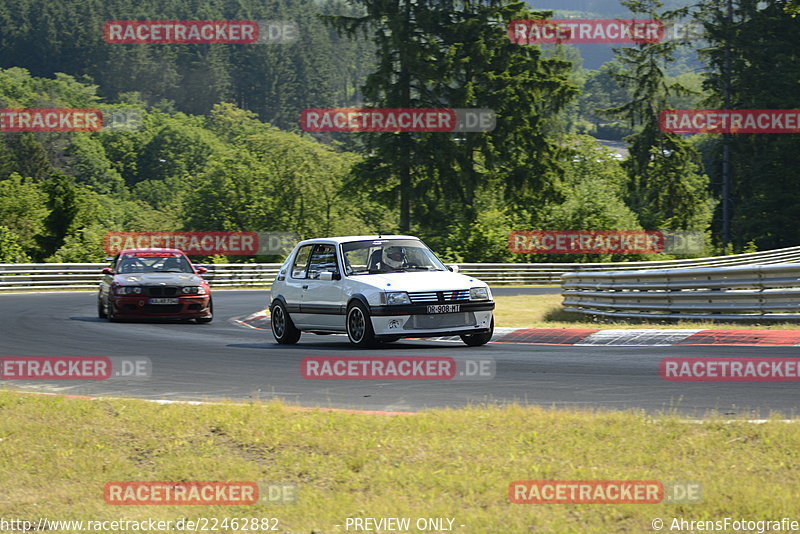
[[404, 312, 476, 330], [407, 289, 470, 303], [144, 286, 179, 297]]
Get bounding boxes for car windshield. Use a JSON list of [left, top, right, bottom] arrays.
[[116, 253, 195, 274], [341, 239, 447, 275]]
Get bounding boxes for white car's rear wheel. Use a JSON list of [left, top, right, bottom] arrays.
[[271, 301, 301, 344], [346, 301, 377, 348]]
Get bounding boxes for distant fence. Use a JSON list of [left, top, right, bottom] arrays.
[[562, 263, 800, 321], [2, 245, 800, 291]]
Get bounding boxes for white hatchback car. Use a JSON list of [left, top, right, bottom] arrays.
[[269, 235, 495, 347]]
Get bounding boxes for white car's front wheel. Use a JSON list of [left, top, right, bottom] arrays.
[[460, 317, 494, 346], [346, 301, 377, 348]]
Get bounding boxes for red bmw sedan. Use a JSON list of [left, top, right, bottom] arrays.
[[98, 248, 213, 323]]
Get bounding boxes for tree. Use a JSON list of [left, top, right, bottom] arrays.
[[325, 0, 578, 238], [183, 126, 388, 254], [63, 135, 125, 195], [699, 0, 800, 249], [536, 135, 652, 262], [606, 0, 714, 233], [0, 226, 30, 262], [0, 174, 50, 256]]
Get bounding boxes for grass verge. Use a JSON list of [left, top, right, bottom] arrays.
[[1, 391, 799, 533]]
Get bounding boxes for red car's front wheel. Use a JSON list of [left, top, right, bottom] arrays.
[[196, 298, 213, 324], [106, 296, 120, 322]]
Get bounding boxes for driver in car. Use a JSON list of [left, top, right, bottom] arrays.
[[379, 246, 407, 271]]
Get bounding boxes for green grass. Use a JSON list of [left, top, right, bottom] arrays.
[[1, 392, 799, 533]]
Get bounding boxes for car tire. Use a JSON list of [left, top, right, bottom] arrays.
[[106, 296, 121, 323], [460, 317, 494, 347], [346, 301, 377, 348], [271, 300, 300, 344], [196, 299, 213, 324], [98, 298, 107, 319]]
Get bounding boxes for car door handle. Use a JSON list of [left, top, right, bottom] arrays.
[[302, 285, 309, 289]]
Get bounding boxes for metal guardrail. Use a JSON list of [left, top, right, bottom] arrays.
[[2, 245, 800, 291], [562, 263, 800, 321], [0, 263, 283, 291]]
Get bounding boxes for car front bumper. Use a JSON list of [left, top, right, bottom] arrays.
[[110, 295, 211, 318], [369, 302, 494, 337]]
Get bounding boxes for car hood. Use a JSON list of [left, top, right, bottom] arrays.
[[113, 273, 204, 286], [352, 270, 486, 291]]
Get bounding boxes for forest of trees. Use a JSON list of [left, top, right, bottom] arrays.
[[0, 0, 797, 263]]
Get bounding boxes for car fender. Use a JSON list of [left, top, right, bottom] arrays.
[[270, 293, 301, 314], [346, 293, 370, 310]]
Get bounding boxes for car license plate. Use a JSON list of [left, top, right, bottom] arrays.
[[148, 298, 179, 304], [427, 304, 461, 314]]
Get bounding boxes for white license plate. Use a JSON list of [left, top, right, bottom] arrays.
[[148, 298, 179, 304], [426, 304, 461, 314]]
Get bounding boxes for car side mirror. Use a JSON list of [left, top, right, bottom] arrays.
[[196, 266, 208, 274], [102, 267, 114, 275], [319, 271, 337, 281], [447, 265, 459, 273]]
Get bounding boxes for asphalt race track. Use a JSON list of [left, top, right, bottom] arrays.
[[1, 289, 798, 418]]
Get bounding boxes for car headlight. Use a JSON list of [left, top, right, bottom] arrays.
[[470, 287, 489, 301], [384, 291, 411, 305], [114, 286, 142, 295], [181, 286, 206, 295]]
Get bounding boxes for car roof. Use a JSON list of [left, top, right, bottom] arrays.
[[296, 235, 421, 246]]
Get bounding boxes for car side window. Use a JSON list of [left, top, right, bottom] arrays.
[[307, 244, 338, 280], [291, 245, 313, 278]]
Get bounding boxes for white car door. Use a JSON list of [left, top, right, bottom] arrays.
[[298, 244, 345, 330], [280, 244, 313, 324]]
